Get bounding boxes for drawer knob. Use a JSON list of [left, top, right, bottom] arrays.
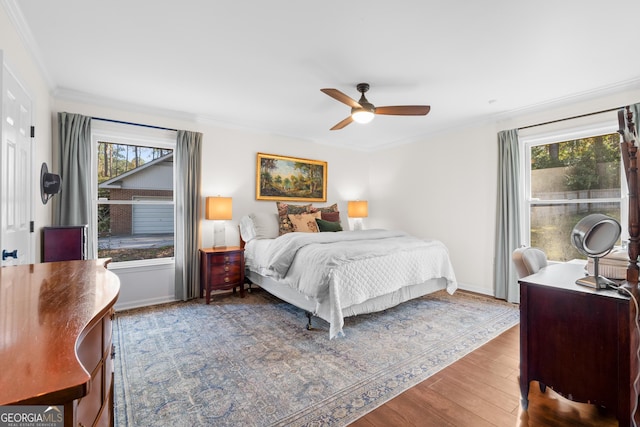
[[224, 277, 230, 283], [224, 256, 230, 262], [224, 266, 230, 272]]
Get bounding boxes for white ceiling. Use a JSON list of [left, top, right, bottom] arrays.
[[6, 0, 640, 151]]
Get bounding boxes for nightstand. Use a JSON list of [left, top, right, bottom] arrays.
[[200, 246, 245, 304]]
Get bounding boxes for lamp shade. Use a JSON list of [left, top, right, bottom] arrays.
[[348, 200, 368, 218], [206, 196, 233, 220]]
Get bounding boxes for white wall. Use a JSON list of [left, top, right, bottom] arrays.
[[370, 85, 640, 296], [369, 123, 498, 295], [1, 5, 54, 258]]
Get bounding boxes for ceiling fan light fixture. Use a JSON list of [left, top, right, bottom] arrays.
[[352, 109, 375, 124], [322, 83, 429, 130]]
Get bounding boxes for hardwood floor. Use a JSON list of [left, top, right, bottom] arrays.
[[349, 324, 619, 427]]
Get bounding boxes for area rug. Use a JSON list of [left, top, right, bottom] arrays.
[[113, 289, 519, 426]]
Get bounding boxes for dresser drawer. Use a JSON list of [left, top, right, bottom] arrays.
[[77, 319, 102, 373], [104, 344, 114, 402], [77, 360, 103, 427], [103, 310, 113, 357]]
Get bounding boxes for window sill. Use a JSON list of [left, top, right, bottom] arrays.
[[106, 257, 175, 270]]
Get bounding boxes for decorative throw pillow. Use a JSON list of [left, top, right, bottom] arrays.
[[320, 211, 340, 223], [316, 218, 343, 232], [276, 202, 310, 235], [310, 203, 339, 214], [288, 212, 321, 232]]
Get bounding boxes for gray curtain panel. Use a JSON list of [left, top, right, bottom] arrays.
[[494, 129, 521, 303], [56, 112, 92, 227], [174, 130, 202, 300]]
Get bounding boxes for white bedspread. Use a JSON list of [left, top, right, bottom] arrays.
[[262, 229, 457, 338]]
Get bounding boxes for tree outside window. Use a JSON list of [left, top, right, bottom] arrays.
[[528, 133, 621, 261]]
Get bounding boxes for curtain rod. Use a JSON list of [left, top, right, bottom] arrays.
[[518, 106, 623, 131], [92, 116, 178, 132]]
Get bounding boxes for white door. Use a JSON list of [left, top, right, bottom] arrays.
[[1, 54, 33, 266]]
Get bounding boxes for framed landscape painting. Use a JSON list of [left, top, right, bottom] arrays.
[[256, 153, 327, 202]]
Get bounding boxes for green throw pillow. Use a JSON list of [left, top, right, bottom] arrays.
[[315, 218, 342, 232]]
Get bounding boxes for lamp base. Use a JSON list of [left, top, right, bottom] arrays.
[[353, 218, 363, 231], [213, 221, 226, 249]]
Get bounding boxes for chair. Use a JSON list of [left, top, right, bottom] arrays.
[[512, 246, 548, 278], [512, 246, 549, 394]]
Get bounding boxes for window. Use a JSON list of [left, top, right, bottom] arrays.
[[91, 121, 176, 264], [520, 114, 626, 262]]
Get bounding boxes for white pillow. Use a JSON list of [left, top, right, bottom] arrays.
[[249, 212, 280, 239], [239, 215, 257, 242]]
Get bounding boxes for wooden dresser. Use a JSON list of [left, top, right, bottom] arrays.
[[519, 262, 639, 426], [0, 259, 120, 427]]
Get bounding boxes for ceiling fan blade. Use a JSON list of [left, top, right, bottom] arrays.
[[375, 105, 431, 116], [321, 88, 362, 108], [330, 116, 353, 130]]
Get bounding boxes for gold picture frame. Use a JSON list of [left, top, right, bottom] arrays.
[[256, 153, 327, 202]]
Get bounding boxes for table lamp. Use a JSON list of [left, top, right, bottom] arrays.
[[348, 200, 368, 231], [206, 196, 233, 248]]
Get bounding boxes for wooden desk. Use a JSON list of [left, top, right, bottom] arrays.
[[519, 262, 639, 426], [0, 259, 120, 427]]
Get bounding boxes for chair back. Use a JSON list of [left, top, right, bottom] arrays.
[[512, 247, 548, 278]]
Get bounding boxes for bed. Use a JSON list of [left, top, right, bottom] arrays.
[[239, 206, 458, 338]]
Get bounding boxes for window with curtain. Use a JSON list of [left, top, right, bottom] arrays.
[[520, 112, 626, 262], [91, 120, 177, 264]]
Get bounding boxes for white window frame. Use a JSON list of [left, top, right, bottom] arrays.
[[518, 111, 627, 252], [90, 120, 176, 267]]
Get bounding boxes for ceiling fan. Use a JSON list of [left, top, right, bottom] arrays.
[[320, 83, 430, 130]]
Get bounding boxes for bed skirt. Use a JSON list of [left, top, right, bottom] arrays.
[[246, 270, 449, 328]]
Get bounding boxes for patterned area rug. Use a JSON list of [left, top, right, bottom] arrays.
[[113, 289, 519, 426]]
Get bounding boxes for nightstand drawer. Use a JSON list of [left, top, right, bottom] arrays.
[[210, 263, 241, 276], [210, 267, 241, 282], [210, 273, 241, 287], [209, 252, 242, 266]]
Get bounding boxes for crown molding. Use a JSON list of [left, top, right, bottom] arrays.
[[54, 87, 199, 122], [493, 77, 640, 123]]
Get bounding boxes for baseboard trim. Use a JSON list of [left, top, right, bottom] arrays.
[[115, 296, 178, 312], [457, 282, 494, 297]]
